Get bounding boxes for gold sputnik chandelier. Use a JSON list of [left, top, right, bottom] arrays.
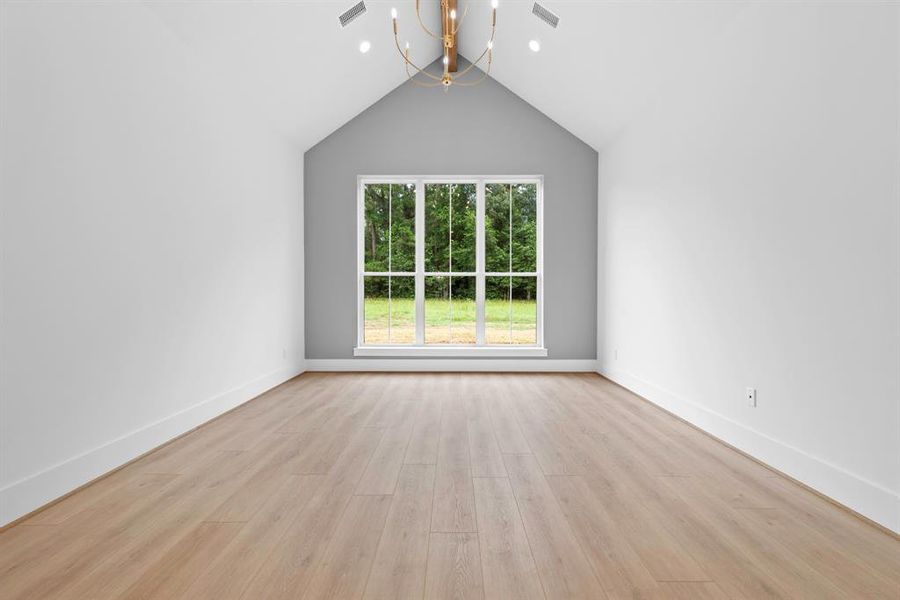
[[391, 0, 498, 89]]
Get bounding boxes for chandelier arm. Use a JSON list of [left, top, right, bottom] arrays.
[[453, 72, 489, 86], [451, 1, 469, 35], [452, 30, 495, 79], [415, 0, 442, 40], [453, 56, 492, 86], [405, 56, 444, 87], [394, 32, 443, 81], [408, 75, 446, 88]]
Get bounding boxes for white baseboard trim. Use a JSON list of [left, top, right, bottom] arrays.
[[600, 364, 900, 534], [0, 363, 305, 527], [306, 358, 599, 372]]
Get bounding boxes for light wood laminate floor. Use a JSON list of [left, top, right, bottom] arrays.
[[1, 373, 898, 599]]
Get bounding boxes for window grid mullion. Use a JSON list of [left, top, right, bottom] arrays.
[[448, 184, 453, 344], [476, 181, 485, 345], [388, 183, 392, 344], [508, 184, 513, 344], [415, 181, 425, 345]]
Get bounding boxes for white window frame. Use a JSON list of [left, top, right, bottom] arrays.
[[355, 175, 546, 357]]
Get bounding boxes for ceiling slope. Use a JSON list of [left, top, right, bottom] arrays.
[[458, 0, 749, 150], [146, 1, 749, 152], [145, 0, 442, 152]]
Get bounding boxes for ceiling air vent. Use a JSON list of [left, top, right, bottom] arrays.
[[532, 2, 559, 28], [339, 1, 367, 28]]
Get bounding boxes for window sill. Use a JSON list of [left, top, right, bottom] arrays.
[[353, 346, 548, 358]]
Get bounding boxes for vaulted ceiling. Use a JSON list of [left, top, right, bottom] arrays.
[[146, 1, 749, 153]]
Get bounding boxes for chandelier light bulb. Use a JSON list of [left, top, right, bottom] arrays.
[[491, 0, 498, 8], [359, 40, 371, 53], [450, 9, 456, 20], [405, 41, 410, 49], [443, 55, 449, 65], [528, 39, 541, 52], [391, 7, 397, 19], [487, 40, 493, 49]]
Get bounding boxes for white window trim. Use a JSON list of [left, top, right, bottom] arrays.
[[356, 175, 545, 358]]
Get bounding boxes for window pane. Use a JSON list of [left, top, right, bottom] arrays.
[[485, 184, 510, 272], [485, 276, 510, 344], [424, 184, 449, 272], [451, 184, 476, 272], [451, 276, 476, 344], [425, 276, 476, 344], [511, 276, 537, 344], [390, 276, 415, 343], [391, 184, 416, 272], [364, 184, 390, 272], [364, 276, 389, 344], [511, 184, 537, 272], [485, 275, 537, 345], [424, 276, 450, 343]]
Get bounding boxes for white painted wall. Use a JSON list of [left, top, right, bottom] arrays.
[[599, 2, 900, 532], [0, 2, 304, 525]]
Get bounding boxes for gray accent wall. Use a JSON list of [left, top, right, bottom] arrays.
[[304, 60, 598, 359]]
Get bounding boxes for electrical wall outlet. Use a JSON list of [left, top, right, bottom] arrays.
[[747, 387, 757, 407]]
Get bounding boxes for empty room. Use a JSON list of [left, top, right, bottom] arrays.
[[1, 0, 898, 598]]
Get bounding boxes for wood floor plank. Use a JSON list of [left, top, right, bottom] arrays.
[[363, 464, 436, 599], [7, 453, 238, 599], [205, 433, 307, 522], [431, 466, 477, 533], [438, 408, 471, 467], [658, 474, 850, 599], [656, 582, 731, 600], [425, 532, 485, 600], [577, 462, 712, 583], [291, 390, 381, 474], [432, 403, 477, 534], [488, 390, 532, 455], [503, 454, 607, 600], [0, 472, 181, 599], [356, 410, 417, 495], [364, 379, 415, 428], [302, 494, 392, 600], [180, 474, 323, 600], [51, 451, 254, 599], [466, 397, 507, 477], [405, 395, 442, 465], [21, 468, 166, 527], [472, 476, 545, 600], [1, 373, 897, 600], [120, 521, 244, 599], [546, 475, 660, 600], [761, 475, 900, 580], [637, 480, 797, 599], [736, 505, 900, 595], [511, 388, 591, 476], [238, 427, 385, 599]]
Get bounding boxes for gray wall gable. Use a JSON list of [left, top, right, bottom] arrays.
[[305, 59, 598, 359]]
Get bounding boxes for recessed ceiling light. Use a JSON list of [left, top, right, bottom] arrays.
[[359, 40, 371, 53], [528, 39, 541, 52]]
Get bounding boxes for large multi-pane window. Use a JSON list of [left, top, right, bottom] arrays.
[[358, 177, 543, 355]]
